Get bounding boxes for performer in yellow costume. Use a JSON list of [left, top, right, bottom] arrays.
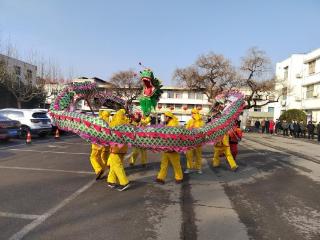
[[156, 111, 183, 184], [184, 108, 205, 174], [129, 112, 151, 167], [212, 133, 238, 171], [90, 110, 111, 180], [107, 109, 131, 191]]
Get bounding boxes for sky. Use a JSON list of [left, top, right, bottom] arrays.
[[0, 0, 319, 85]]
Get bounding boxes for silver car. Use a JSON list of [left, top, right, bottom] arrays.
[[0, 109, 52, 137]]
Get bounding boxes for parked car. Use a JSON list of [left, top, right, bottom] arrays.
[[0, 114, 21, 141], [0, 109, 52, 137]]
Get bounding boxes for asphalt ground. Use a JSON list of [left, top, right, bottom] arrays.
[[0, 133, 319, 240]]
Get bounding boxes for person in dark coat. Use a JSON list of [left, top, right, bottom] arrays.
[[282, 120, 289, 136], [293, 120, 300, 138], [317, 122, 320, 142], [307, 121, 315, 139], [254, 120, 260, 132], [265, 120, 270, 134], [300, 121, 306, 138]]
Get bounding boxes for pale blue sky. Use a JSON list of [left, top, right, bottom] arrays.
[[0, 0, 319, 84]]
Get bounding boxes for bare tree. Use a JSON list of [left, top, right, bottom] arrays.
[[173, 52, 237, 102], [109, 69, 142, 105], [239, 47, 279, 109]]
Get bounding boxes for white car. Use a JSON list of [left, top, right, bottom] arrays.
[[0, 108, 52, 137]]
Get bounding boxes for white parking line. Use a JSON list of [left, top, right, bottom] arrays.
[[0, 211, 41, 220], [0, 166, 94, 175], [9, 179, 96, 240], [8, 149, 89, 155]]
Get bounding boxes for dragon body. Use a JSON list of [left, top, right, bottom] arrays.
[[49, 82, 245, 152]]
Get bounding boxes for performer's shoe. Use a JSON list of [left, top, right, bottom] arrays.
[[175, 179, 183, 184], [231, 166, 239, 172], [95, 170, 104, 180], [117, 183, 131, 192], [184, 169, 192, 174], [155, 178, 165, 185], [107, 182, 117, 189]]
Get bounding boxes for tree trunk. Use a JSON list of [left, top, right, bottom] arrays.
[[17, 100, 22, 109]]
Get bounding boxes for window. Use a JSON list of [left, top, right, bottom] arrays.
[[282, 87, 287, 100], [188, 92, 195, 99], [306, 85, 314, 98], [27, 70, 32, 79], [196, 92, 203, 100], [14, 66, 21, 75], [175, 92, 182, 99], [167, 91, 174, 98], [284, 66, 288, 80], [308, 60, 316, 75], [254, 106, 261, 112], [268, 107, 274, 113]]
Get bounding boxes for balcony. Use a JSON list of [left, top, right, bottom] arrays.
[[301, 98, 320, 110], [302, 72, 320, 86]]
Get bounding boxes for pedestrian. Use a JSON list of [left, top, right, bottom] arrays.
[[228, 121, 243, 160], [156, 111, 183, 184], [90, 110, 111, 180], [317, 122, 320, 142], [289, 121, 294, 137], [184, 108, 205, 174], [300, 121, 306, 138], [107, 109, 131, 191], [269, 119, 275, 134], [129, 111, 150, 167], [275, 119, 281, 135], [282, 120, 289, 136], [307, 121, 315, 139], [261, 119, 266, 134]]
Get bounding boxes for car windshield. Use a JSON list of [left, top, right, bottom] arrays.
[[32, 112, 49, 118], [0, 114, 11, 121]]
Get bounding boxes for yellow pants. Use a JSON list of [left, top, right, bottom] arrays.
[[102, 146, 110, 167], [186, 147, 202, 170], [90, 144, 107, 174], [212, 146, 238, 170], [107, 153, 129, 186], [130, 148, 147, 165], [157, 152, 183, 181]]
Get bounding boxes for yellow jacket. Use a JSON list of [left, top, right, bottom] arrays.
[[215, 134, 230, 147], [186, 113, 204, 129]]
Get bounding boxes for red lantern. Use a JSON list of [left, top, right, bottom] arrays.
[[157, 104, 162, 110], [182, 105, 188, 111]]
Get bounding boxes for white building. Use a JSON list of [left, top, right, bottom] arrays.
[[156, 87, 211, 123], [275, 48, 320, 123]]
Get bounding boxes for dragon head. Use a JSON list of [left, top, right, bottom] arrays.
[[139, 68, 163, 116]]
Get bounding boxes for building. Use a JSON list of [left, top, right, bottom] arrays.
[[156, 86, 211, 124], [0, 54, 38, 108], [274, 48, 320, 122]]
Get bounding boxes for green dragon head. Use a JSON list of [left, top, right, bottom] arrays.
[[139, 68, 163, 116]]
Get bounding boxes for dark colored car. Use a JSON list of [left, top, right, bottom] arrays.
[[0, 114, 21, 141]]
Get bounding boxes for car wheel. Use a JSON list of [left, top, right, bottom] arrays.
[[20, 126, 30, 138]]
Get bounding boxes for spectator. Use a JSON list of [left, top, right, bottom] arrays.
[[265, 120, 270, 134], [282, 120, 289, 136], [300, 121, 306, 138], [289, 121, 294, 137], [269, 119, 275, 134], [293, 120, 300, 138], [275, 119, 281, 135], [254, 120, 260, 132], [317, 122, 320, 142], [307, 121, 315, 139], [261, 119, 266, 134]]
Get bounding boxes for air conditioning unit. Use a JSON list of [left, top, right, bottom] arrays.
[[313, 92, 318, 97], [296, 73, 302, 78], [281, 100, 286, 106]]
